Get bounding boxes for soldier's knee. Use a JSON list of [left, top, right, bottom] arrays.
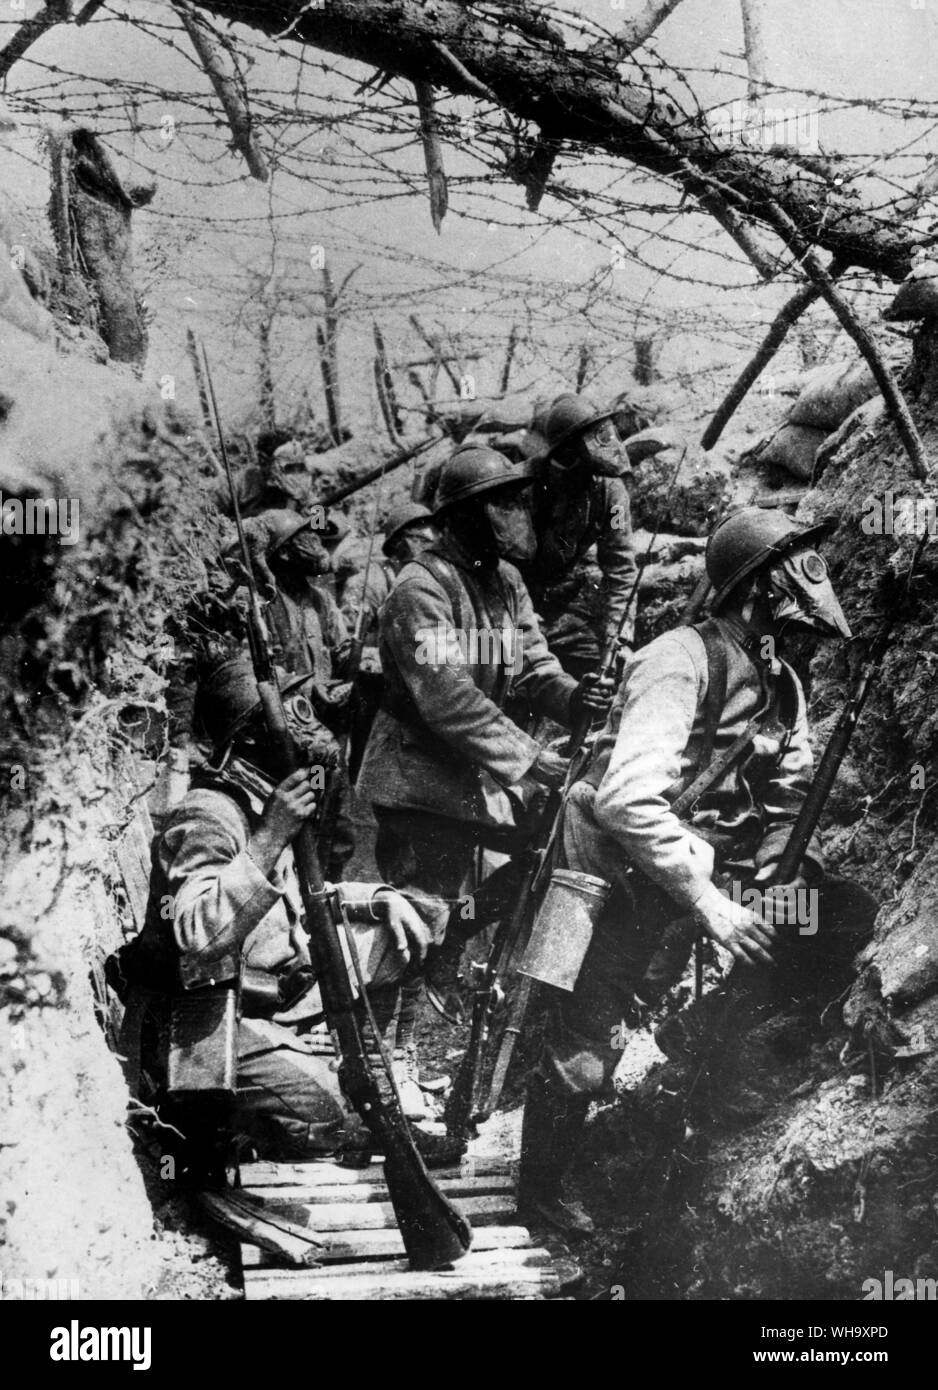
[[536, 1038, 616, 1099]]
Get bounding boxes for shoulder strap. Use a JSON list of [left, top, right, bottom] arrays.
[[694, 618, 728, 773], [411, 549, 466, 631]]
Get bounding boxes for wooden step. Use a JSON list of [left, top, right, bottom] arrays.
[[244, 1173, 513, 1207], [241, 1223, 536, 1266], [242, 1248, 573, 1301], [240, 1157, 511, 1187]]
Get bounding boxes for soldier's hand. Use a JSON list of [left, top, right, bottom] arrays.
[[692, 882, 777, 967], [250, 767, 320, 873], [752, 865, 809, 927], [372, 889, 432, 966], [572, 670, 616, 722], [530, 746, 567, 788]]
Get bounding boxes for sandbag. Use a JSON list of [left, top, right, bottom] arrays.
[[884, 263, 938, 322], [788, 360, 876, 431], [813, 397, 883, 480], [759, 422, 828, 482]]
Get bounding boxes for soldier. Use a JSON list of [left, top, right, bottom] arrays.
[[519, 393, 639, 680], [356, 445, 612, 1116], [237, 508, 356, 879], [238, 435, 315, 518], [118, 657, 436, 1162], [340, 501, 436, 648], [518, 507, 875, 1235]]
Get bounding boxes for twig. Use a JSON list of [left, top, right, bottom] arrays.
[[414, 80, 447, 234], [431, 40, 500, 106]]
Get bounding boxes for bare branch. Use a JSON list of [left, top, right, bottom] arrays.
[[0, 1, 70, 83], [740, 0, 770, 101], [763, 200, 929, 481], [174, 2, 269, 182], [618, 0, 686, 51], [414, 80, 448, 234]]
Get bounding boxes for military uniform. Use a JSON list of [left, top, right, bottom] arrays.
[[519, 453, 638, 680], [357, 535, 577, 939], [540, 614, 828, 1096], [124, 760, 409, 1158]]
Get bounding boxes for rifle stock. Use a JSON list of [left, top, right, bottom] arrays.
[[202, 344, 472, 1271]]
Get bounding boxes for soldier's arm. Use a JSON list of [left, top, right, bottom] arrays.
[[595, 478, 639, 646], [592, 633, 718, 911], [383, 572, 544, 787], [508, 566, 578, 725], [161, 794, 285, 989]]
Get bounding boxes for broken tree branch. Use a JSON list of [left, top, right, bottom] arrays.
[[0, 0, 70, 82], [700, 273, 834, 450], [193, 0, 922, 280], [740, 0, 770, 101], [618, 0, 686, 51], [414, 80, 448, 234], [500, 324, 518, 395], [175, 2, 269, 182], [762, 200, 930, 481]]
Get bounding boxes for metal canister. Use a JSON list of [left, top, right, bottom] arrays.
[[518, 869, 611, 992]]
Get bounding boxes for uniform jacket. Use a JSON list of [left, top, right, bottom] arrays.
[[520, 458, 638, 643], [574, 615, 822, 911], [340, 559, 394, 647], [268, 583, 353, 730], [356, 537, 576, 829], [132, 761, 388, 1022]]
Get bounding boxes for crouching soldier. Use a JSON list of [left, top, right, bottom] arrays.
[[119, 656, 438, 1163], [518, 507, 878, 1235]]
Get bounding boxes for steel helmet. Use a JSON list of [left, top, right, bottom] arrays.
[[433, 445, 531, 515], [706, 507, 832, 610], [381, 501, 433, 556], [194, 657, 312, 748], [543, 393, 617, 456]]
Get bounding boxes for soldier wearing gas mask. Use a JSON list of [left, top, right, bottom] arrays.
[[517, 507, 877, 1236], [518, 393, 639, 680], [119, 656, 435, 1161], [356, 445, 613, 1116]]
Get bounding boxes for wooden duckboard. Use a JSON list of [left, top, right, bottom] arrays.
[[236, 1157, 577, 1301]]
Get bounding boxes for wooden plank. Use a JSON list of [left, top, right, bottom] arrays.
[[241, 1224, 536, 1267], [197, 1192, 323, 1267], [258, 1193, 514, 1232], [243, 1253, 563, 1301], [244, 1174, 514, 1206], [239, 1157, 511, 1188]]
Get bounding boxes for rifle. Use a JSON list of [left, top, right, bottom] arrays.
[[200, 343, 472, 1271], [448, 447, 689, 1132]]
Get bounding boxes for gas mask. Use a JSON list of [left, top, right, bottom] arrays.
[[280, 687, 341, 769], [269, 442, 314, 509], [484, 491, 537, 563], [278, 526, 332, 578], [575, 419, 628, 479], [762, 548, 852, 640]]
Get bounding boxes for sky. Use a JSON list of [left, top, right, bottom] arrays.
[[0, 0, 935, 433]]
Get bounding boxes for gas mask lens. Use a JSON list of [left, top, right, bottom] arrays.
[[581, 419, 625, 476], [767, 549, 851, 640]]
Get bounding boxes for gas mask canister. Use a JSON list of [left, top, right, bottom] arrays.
[[280, 688, 341, 770], [763, 547, 852, 640], [484, 491, 537, 563]]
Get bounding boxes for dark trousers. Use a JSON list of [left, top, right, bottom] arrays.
[[372, 806, 526, 942], [539, 850, 878, 1100]]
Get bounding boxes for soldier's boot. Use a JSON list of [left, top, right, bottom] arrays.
[[517, 1075, 594, 1239], [391, 977, 430, 1121]]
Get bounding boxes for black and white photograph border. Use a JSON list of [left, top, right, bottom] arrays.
[[0, 0, 936, 1345]]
